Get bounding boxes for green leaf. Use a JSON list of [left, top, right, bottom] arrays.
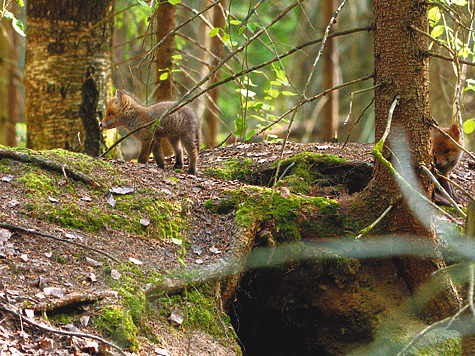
[[236, 88, 256, 98], [230, 19, 241, 26], [3, 10, 13, 20], [168, 0, 181, 4], [453, 0, 467, 5], [463, 118, 475, 134], [12, 19, 25, 37], [246, 129, 257, 141], [178, 254, 186, 267], [428, 7, 441, 25], [281, 91, 297, 96], [137, 0, 148, 6], [209, 27, 220, 37], [171, 237, 182, 246], [16, 0, 25, 6], [159, 71, 169, 80], [431, 25, 444, 38], [172, 54, 182, 60]]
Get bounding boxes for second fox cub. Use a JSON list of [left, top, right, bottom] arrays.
[[101, 90, 200, 175], [433, 124, 464, 203]]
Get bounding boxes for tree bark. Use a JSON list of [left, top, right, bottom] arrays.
[[152, 2, 176, 102], [202, 1, 225, 148], [25, 0, 114, 156], [321, 0, 339, 142], [360, 0, 460, 320]]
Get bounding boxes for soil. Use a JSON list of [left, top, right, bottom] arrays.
[[0, 141, 473, 356]]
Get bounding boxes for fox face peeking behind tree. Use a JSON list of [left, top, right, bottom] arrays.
[[432, 124, 464, 203], [101, 89, 200, 175]]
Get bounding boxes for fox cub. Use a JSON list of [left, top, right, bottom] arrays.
[[432, 124, 464, 203], [101, 90, 200, 175]]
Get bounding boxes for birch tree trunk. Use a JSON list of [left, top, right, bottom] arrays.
[[25, 0, 114, 156]]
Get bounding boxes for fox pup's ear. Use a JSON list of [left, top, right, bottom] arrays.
[[116, 89, 123, 105], [449, 124, 461, 139]]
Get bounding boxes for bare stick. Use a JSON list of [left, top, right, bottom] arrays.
[[420, 164, 466, 218], [0, 303, 127, 356], [437, 172, 475, 204], [0, 222, 120, 263], [356, 204, 394, 239]]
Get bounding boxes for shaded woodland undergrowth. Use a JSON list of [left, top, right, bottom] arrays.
[[0, 141, 473, 356]]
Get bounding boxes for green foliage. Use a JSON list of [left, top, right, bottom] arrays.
[[204, 157, 253, 182], [1, 0, 25, 37]]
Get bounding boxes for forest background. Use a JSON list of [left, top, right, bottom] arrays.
[[1, 0, 473, 154]]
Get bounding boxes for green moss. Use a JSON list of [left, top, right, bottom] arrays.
[[158, 283, 238, 344], [273, 152, 348, 196], [19, 172, 58, 196], [217, 186, 343, 242], [96, 305, 139, 351], [204, 158, 253, 182]]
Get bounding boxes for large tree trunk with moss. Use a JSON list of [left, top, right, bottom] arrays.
[[25, 0, 113, 156], [357, 0, 460, 319]]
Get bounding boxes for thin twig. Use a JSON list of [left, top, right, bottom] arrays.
[[420, 164, 466, 218], [437, 172, 475, 204], [0, 222, 120, 263], [356, 205, 394, 239]]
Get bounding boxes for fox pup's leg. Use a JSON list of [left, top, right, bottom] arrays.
[[138, 139, 153, 164], [167, 137, 184, 170], [151, 138, 165, 169], [181, 132, 199, 175]]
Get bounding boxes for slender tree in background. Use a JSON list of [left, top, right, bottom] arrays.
[[0, 1, 24, 147], [321, 0, 339, 142], [202, 1, 225, 148], [25, 0, 114, 156], [152, 1, 176, 102]]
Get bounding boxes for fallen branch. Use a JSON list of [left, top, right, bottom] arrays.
[[0, 222, 120, 263], [0, 147, 101, 188], [0, 302, 127, 356], [32, 291, 118, 312]]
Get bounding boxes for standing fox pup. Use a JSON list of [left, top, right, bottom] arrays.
[[101, 90, 200, 175], [432, 124, 464, 203]]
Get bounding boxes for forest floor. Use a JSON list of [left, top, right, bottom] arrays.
[[0, 141, 473, 356]]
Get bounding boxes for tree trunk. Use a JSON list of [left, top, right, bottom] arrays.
[[321, 0, 339, 142], [152, 2, 176, 102], [25, 0, 113, 156], [360, 0, 460, 320], [202, 1, 225, 148]]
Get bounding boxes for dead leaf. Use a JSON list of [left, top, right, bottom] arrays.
[[209, 246, 221, 254], [195, 259, 204, 264], [8, 200, 19, 208], [43, 287, 64, 299], [110, 269, 121, 280], [155, 348, 171, 356], [110, 186, 134, 195], [129, 257, 143, 265], [192, 245, 203, 255], [140, 218, 150, 227], [80, 315, 90, 327], [169, 307, 183, 326], [80, 196, 92, 202], [0, 229, 11, 241], [44, 252, 52, 258], [24, 309, 34, 318], [107, 193, 116, 208], [48, 196, 59, 203], [19, 254, 28, 262], [85, 257, 102, 267], [279, 186, 291, 199], [86, 272, 97, 282], [1, 175, 13, 182]]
